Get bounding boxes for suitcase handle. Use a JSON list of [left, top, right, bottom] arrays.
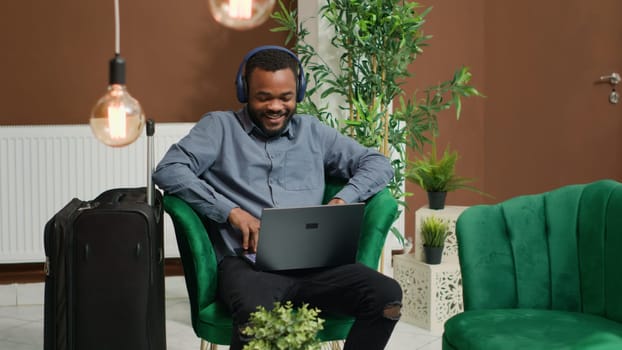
[[146, 119, 156, 207]]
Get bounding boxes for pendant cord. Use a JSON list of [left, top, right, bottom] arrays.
[[114, 0, 120, 55]]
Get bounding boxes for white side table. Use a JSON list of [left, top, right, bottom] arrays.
[[393, 254, 463, 334], [393, 205, 467, 334]]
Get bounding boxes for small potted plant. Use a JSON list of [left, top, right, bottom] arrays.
[[406, 137, 488, 210], [420, 215, 449, 264], [242, 301, 325, 350]]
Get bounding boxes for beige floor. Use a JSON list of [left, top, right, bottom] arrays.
[[0, 277, 442, 350]]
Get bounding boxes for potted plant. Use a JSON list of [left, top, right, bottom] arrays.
[[420, 215, 449, 264], [271, 0, 483, 245], [406, 137, 488, 210], [242, 301, 325, 350]]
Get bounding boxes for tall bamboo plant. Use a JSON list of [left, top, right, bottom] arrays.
[[271, 0, 482, 245]]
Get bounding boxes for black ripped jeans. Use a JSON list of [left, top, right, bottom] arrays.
[[218, 256, 403, 350]]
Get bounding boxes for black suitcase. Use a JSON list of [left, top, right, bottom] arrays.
[[44, 120, 166, 350]]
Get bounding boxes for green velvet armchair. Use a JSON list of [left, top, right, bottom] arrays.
[[443, 179, 622, 349], [163, 180, 397, 349]]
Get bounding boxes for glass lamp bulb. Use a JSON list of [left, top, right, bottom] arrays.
[[208, 0, 276, 30], [90, 84, 145, 147]]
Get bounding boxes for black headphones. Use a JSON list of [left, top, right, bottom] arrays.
[[235, 45, 307, 103]]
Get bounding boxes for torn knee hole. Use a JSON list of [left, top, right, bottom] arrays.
[[382, 302, 402, 320]]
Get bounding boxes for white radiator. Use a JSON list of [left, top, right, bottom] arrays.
[[0, 123, 194, 263]]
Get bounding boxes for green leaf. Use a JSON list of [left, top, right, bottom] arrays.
[[453, 94, 462, 120]]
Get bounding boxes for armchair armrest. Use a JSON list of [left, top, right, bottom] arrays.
[[323, 179, 398, 269], [163, 195, 219, 325], [357, 188, 398, 269]]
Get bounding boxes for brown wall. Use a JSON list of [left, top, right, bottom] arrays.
[[3, 0, 621, 244], [482, 0, 622, 197], [1, 1, 296, 125], [404, 0, 622, 240], [403, 0, 487, 239]]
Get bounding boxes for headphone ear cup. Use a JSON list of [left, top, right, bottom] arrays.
[[297, 71, 307, 102], [242, 78, 248, 103], [235, 72, 247, 103]]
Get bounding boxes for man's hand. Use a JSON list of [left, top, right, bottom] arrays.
[[327, 197, 346, 205], [228, 207, 260, 252]]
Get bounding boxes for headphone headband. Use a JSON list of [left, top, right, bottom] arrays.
[[235, 45, 306, 103]]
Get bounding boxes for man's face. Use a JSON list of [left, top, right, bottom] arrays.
[[246, 68, 297, 138]]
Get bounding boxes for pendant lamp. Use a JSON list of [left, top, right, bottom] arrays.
[[208, 0, 276, 30], [90, 0, 145, 147]]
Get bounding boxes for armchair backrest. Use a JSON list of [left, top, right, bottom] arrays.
[[456, 179, 622, 323]]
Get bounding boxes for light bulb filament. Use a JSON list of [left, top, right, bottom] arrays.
[[229, 0, 252, 19], [107, 103, 127, 139]]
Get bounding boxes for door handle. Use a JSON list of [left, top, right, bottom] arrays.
[[599, 72, 621, 85], [598, 72, 620, 104]]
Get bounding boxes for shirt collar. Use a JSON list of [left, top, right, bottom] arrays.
[[235, 107, 295, 139]]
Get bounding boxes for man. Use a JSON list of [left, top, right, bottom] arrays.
[[153, 46, 402, 350]]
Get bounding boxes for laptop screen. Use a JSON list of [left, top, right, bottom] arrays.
[[240, 203, 365, 271]]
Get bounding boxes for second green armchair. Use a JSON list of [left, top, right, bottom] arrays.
[[443, 179, 622, 350]]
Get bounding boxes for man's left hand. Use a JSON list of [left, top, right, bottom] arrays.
[[327, 197, 346, 205]]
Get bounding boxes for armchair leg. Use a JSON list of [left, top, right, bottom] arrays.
[[200, 339, 217, 350], [321, 340, 342, 350]]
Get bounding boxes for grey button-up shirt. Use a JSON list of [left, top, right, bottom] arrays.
[[153, 108, 393, 259]]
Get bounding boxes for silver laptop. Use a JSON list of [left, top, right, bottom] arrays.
[[236, 203, 365, 271]]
